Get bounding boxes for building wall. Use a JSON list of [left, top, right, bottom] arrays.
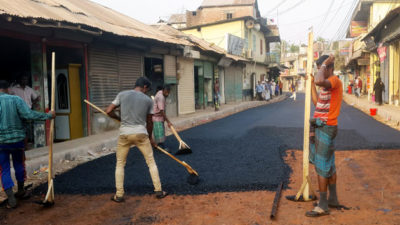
[[186, 6, 254, 27], [183, 20, 266, 64], [369, 3, 400, 31], [183, 20, 243, 51], [248, 28, 266, 62]]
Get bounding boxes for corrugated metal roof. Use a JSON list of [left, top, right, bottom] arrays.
[[201, 0, 255, 7], [168, 14, 186, 24], [155, 24, 246, 62], [0, 0, 188, 45]]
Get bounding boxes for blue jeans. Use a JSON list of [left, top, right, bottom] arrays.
[[0, 141, 26, 190]]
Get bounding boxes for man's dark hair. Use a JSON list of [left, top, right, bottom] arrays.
[[0, 80, 9, 89], [163, 84, 171, 91], [135, 77, 152, 89], [316, 55, 334, 68]]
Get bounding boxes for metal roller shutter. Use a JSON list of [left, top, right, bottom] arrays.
[[225, 64, 243, 103], [224, 66, 236, 103], [234, 65, 243, 102], [118, 48, 143, 91], [89, 44, 119, 107], [164, 55, 177, 84], [177, 57, 195, 114]]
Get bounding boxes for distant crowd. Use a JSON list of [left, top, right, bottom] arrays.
[[255, 80, 283, 101]]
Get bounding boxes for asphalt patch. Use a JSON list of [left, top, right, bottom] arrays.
[[33, 94, 400, 196]]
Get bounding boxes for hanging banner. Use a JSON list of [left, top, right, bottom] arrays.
[[313, 51, 319, 60], [377, 46, 387, 62]]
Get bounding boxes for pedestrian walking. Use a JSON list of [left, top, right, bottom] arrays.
[[152, 85, 172, 152], [279, 81, 283, 95], [289, 82, 297, 101], [0, 80, 55, 208], [214, 78, 221, 111], [271, 81, 276, 97], [306, 55, 343, 217], [256, 81, 263, 101], [264, 81, 270, 101], [357, 77, 362, 97], [275, 81, 280, 96], [373, 76, 385, 105], [106, 77, 168, 202]]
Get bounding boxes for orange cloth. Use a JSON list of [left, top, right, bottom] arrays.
[[326, 76, 343, 126]]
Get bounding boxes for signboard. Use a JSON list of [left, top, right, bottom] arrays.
[[350, 21, 368, 37], [340, 47, 350, 56], [357, 58, 369, 66], [377, 46, 387, 62], [227, 34, 245, 56]]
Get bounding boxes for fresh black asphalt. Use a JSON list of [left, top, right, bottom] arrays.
[[34, 94, 400, 196]]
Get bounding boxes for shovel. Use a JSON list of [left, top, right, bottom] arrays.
[[83, 99, 199, 185], [169, 125, 192, 155]]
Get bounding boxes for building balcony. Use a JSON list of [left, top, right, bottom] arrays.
[[265, 52, 280, 64]]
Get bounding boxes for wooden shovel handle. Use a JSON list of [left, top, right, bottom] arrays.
[[155, 145, 198, 176], [169, 125, 183, 142], [84, 99, 120, 123]]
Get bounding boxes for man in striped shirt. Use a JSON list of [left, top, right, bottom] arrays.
[[306, 55, 343, 217], [0, 80, 55, 208]]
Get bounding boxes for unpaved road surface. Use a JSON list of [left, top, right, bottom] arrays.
[[1, 94, 400, 224]]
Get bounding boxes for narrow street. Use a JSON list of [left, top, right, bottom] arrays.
[[2, 95, 400, 225], [2, 0, 400, 224]]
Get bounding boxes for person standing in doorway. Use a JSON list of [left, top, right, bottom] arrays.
[[9, 74, 40, 149], [106, 77, 168, 202], [9, 74, 39, 109], [373, 77, 385, 105], [306, 55, 343, 217], [214, 78, 221, 111], [152, 85, 172, 151], [0, 80, 55, 208]]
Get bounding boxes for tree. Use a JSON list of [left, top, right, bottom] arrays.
[[289, 44, 299, 53]]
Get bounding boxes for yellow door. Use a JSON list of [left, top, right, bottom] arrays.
[[68, 64, 83, 139]]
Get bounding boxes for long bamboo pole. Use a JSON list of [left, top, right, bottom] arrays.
[[295, 29, 315, 201], [44, 52, 56, 203]]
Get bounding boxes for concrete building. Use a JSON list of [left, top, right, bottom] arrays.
[[363, 7, 400, 106], [345, 0, 400, 103], [0, 0, 196, 148], [179, 0, 281, 100]]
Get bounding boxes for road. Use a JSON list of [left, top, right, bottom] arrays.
[[33, 93, 400, 196]]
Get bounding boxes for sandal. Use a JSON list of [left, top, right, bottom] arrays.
[[155, 191, 168, 199], [110, 195, 125, 203], [313, 202, 351, 210], [305, 206, 330, 217]]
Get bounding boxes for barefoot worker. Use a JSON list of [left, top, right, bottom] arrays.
[[152, 85, 172, 151], [306, 55, 343, 217], [0, 80, 55, 208], [106, 77, 168, 202]]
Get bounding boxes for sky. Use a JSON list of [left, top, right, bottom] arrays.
[[91, 0, 358, 44]]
